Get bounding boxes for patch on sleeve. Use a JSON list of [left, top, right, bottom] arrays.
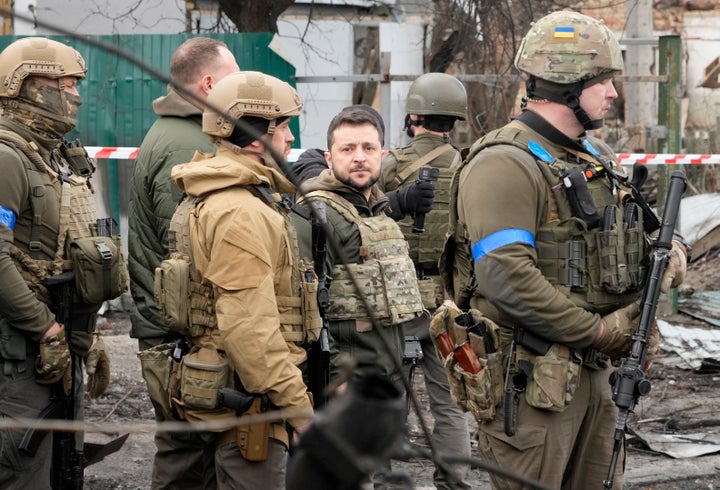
[[0, 205, 16, 230]]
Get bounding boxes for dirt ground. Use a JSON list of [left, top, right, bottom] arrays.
[[81, 249, 720, 489]]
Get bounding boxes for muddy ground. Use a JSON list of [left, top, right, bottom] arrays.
[[81, 249, 720, 489]]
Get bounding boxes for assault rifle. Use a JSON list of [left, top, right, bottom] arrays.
[[603, 171, 687, 489], [19, 270, 128, 489], [307, 200, 331, 408]]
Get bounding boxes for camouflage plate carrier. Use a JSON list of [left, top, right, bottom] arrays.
[[301, 190, 425, 327]]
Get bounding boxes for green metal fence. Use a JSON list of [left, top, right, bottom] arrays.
[[0, 33, 300, 147]]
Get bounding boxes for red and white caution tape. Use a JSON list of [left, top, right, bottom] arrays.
[[617, 154, 720, 165], [86, 146, 140, 160], [85, 146, 306, 162], [85, 147, 720, 166]]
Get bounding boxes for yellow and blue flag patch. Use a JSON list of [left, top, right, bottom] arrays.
[[553, 26, 576, 39]]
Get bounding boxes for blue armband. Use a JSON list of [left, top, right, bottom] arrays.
[[0, 205, 16, 230], [472, 228, 534, 262]]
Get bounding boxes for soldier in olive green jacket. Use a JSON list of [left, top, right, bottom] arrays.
[[127, 37, 239, 490]]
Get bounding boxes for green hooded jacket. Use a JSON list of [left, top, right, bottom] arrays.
[[128, 87, 219, 340]]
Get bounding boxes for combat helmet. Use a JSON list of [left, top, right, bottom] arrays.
[[406, 73, 467, 120], [0, 37, 86, 98], [203, 70, 302, 139], [514, 10, 623, 130]]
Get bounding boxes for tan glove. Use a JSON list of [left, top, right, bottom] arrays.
[[86, 328, 110, 398], [592, 301, 641, 359], [36, 324, 72, 395], [660, 240, 688, 293]]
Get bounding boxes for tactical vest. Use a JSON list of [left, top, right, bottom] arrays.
[[0, 131, 99, 293], [442, 124, 648, 312], [386, 145, 460, 269], [163, 187, 321, 344], [301, 190, 424, 326]]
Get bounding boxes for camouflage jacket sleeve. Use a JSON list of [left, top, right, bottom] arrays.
[[459, 144, 601, 349], [199, 194, 313, 429], [0, 147, 56, 339]]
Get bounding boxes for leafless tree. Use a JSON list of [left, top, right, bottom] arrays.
[[216, 0, 295, 33]]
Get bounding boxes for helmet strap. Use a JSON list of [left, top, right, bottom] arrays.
[[404, 114, 421, 138], [526, 77, 603, 131]]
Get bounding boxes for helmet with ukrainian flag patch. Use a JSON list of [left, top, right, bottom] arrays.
[[514, 10, 623, 84]]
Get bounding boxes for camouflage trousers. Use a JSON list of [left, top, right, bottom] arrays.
[[476, 365, 624, 489]]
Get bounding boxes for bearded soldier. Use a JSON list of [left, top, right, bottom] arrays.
[[0, 37, 122, 488], [441, 11, 688, 488], [154, 71, 318, 489]]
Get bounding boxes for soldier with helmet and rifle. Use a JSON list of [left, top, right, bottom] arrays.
[[378, 72, 473, 490], [153, 71, 318, 489], [0, 37, 127, 488], [440, 10, 689, 488]]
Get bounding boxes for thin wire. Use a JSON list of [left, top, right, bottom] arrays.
[[0, 7, 545, 488]]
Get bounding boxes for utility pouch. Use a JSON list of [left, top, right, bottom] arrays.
[[178, 347, 232, 410], [431, 305, 504, 423], [70, 236, 124, 303], [417, 277, 443, 309], [299, 260, 322, 344], [237, 397, 270, 462], [154, 258, 205, 337], [137, 342, 176, 421], [61, 138, 95, 177], [522, 343, 581, 412], [563, 167, 601, 229], [0, 319, 27, 361], [596, 204, 630, 294], [623, 201, 646, 290]]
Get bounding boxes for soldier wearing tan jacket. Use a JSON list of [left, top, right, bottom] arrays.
[[164, 71, 317, 490]]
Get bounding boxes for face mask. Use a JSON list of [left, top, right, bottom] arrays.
[[3, 78, 83, 138]]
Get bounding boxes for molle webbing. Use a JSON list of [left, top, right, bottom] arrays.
[[249, 185, 321, 344], [0, 131, 54, 259], [303, 190, 424, 326], [168, 198, 217, 334]]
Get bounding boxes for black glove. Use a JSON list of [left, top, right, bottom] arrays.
[[387, 181, 435, 220]]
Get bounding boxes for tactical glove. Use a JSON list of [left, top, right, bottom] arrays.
[[592, 301, 641, 359], [86, 328, 110, 398], [660, 240, 688, 293], [36, 324, 72, 395], [402, 180, 434, 216]]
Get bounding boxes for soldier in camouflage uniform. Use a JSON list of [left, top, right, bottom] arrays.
[[292, 106, 426, 386], [378, 73, 472, 490], [442, 11, 688, 488], [0, 37, 117, 488], [290, 105, 427, 488]]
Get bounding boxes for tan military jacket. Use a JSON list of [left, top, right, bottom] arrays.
[[171, 145, 313, 430]]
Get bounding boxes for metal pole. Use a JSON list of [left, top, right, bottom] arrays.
[[657, 35, 683, 313]]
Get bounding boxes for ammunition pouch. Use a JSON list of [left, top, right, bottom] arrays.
[[70, 236, 125, 304], [154, 254, 215, 338], [137, 342, 177, 421], [61, 138, 96, 177], [174, 346, 233, 411], [515, 342, 582, 413], [429, 304, 504, 424]]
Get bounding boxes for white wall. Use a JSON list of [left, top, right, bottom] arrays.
[[277, 19, 356, 150], [277, 17, 427, 150], [683, 12, 720, 129]]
